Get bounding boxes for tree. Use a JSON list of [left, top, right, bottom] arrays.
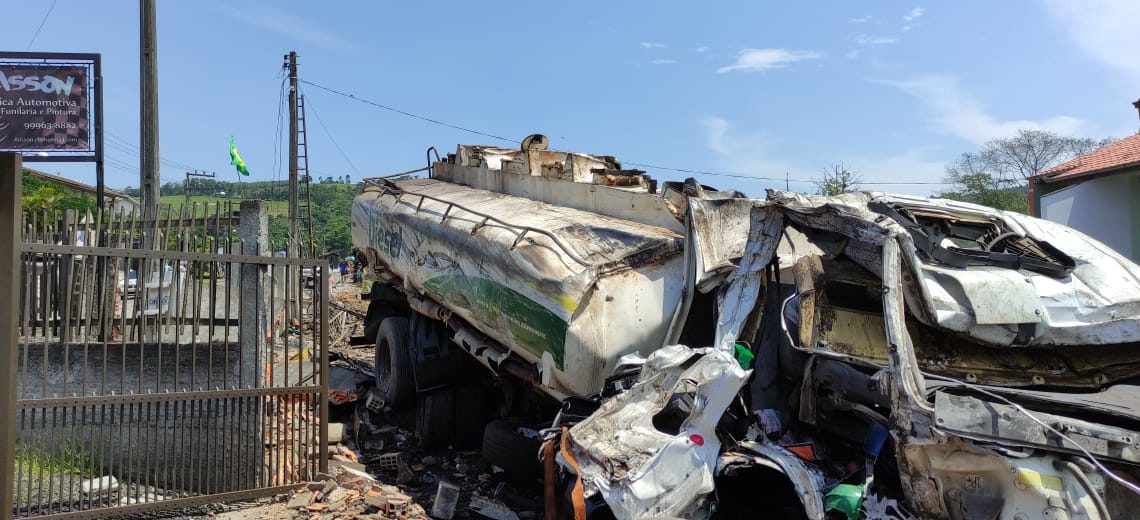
[[814, 162, 862, 196], [939, 171, 1028, 214], [941, 130, 1117, 213], [964, 130, 1117, 184]]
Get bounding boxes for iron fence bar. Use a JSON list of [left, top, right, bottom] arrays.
[[17, 387, 321, 408], [11, 206, 326, 520], [24, 485, 301, 520], [21, 243, 323, 267], [2, 154, 21, 520], [318, 260, 329, 475]]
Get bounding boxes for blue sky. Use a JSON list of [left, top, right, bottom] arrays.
[[4, 0, 1139, 196]]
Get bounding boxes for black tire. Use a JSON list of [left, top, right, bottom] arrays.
[[375, 317, 415, 409], [482, 420, 542, 479], [416, 388, 456, 448], [452, 384, 491, 449], [363, 283, 403, 341]]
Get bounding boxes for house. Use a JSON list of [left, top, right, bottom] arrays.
[[1028, 132, 1140, 261], [24, 167, 141, 213]]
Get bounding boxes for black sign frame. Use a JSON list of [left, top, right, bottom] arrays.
[[0, 52, 101, 164]]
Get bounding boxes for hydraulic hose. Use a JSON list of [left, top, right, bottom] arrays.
[[1055, 459, 1111, 520]]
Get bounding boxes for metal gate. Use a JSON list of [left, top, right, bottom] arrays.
[[7, 202, 328, 519]]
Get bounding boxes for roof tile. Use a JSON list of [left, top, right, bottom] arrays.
[[1036, 133, 1140, 182]]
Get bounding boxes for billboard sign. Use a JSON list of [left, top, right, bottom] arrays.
[[0, 53, 99, 161], [0, 65, 89, 150]]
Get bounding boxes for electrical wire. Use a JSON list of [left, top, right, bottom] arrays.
[[297, 79, 953, 188], [301, 91, 362, 177], [924, 372, 1140, 497], [624, 161, 952, 186], [273, 77, 286, 187], [298, 79, 517, 143], [105, 131, 203, 172], [25, 0, 57, 51]]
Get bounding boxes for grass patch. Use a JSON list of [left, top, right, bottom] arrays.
[[159, 195, 288, 216], [14, 441, 98, 479]]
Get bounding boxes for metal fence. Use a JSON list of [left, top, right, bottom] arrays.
[[7, 201, 328, 519]]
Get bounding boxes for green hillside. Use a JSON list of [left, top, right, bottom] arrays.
[[146, 178, 360, 256], [159, 195, 289, 216]]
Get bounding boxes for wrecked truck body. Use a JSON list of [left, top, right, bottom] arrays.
[[560, 191, 1140, 520], [350, 140, 1140, 518]]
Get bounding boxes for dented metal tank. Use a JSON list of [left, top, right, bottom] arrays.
[[351, 145, 686, 398]]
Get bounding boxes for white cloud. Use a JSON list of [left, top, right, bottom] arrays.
[[901, 25, 913, 32], [215, 4, 358, 53], [640, 42, 666, 48], [1044, 0, 1140, 83], [651, 59, 677, 65], [876, 75, 1085, 145], [702, 117, 800, 184], [850, 15, 873, 23], [903, 7, 925, 22], [846, 49, 863, 60], [694, 46, 710, 53], [855, 34, 897, 45], [846, 149, 949, 194], [716, 48, 823, 74]]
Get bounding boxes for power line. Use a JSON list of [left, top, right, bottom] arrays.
[[298, 79, 517, 143], [301, 91, 362, 177], [625, 161, 952, 186], [25, 0, 57, 50], [105, 131, 202, 171], [624, 161, 804, 184], [297, 79, 952, 188], [273, 77, 286, 185]]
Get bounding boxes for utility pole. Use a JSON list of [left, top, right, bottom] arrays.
[[286, 51, 299, 258], [140, 0, 160, 232], [184, 170, 216, 209]]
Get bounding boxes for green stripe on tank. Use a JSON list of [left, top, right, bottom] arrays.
[[423, 274, 568, 368]]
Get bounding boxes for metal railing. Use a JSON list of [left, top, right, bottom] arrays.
[[7, 202, 328, 520], [364, 181, 593, 266]]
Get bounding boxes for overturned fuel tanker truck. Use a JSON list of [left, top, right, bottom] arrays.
[[352, 137, 1140, 519]]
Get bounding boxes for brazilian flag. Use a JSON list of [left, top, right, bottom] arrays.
[[229, 137, 250, 176]]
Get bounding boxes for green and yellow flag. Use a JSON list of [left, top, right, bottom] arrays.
[[229, 137, 250, 176]]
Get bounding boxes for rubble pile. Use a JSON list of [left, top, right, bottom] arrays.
[[280, 461, 428, 520]]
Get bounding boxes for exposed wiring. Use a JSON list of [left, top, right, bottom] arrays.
[[924, 372, 1140, 497]]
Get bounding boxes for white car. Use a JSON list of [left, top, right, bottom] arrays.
[[118, 269, 138, 295]]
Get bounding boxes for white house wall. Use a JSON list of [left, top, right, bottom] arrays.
[[1041, 173, 1138, 261]]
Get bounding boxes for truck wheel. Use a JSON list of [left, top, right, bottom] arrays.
[[375, 317, 415, 409], [482, 420, 542, 479], [416, 388, 455, 448], [452, 383, 491, 449]]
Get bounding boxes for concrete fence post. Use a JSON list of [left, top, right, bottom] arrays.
[[1, 153, 23, 519], [238, 200, 268, 389]]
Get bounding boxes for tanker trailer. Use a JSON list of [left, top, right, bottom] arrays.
[[351, 141, 724, 445]]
